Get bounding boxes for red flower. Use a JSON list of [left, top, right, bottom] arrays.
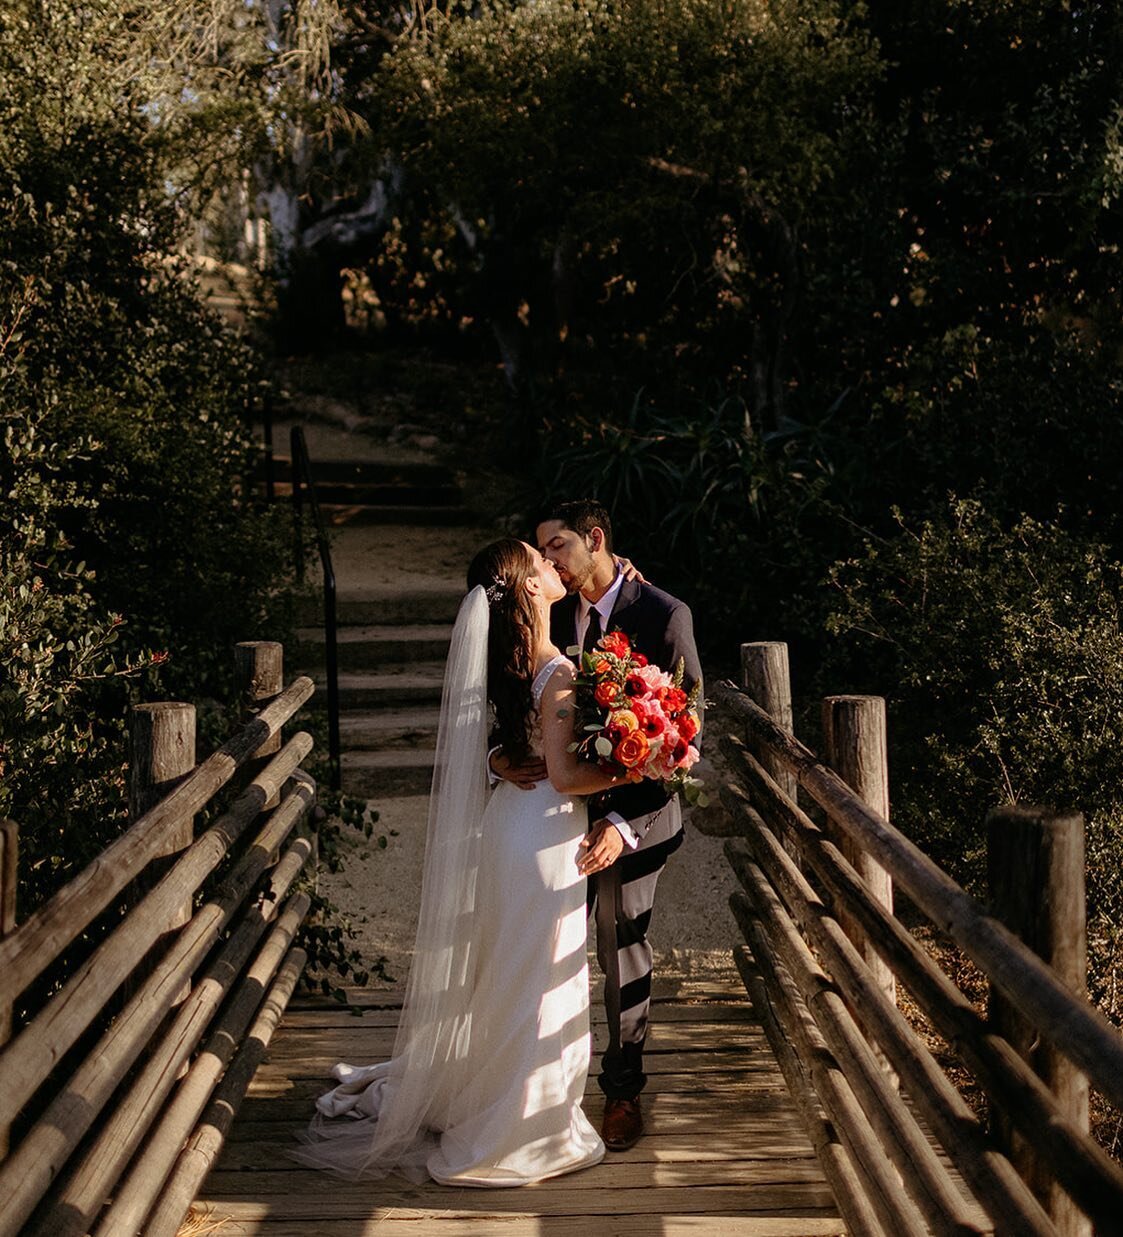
[[601, 631, 631, 658], [641, 711, 665, 738], [624, 673, 648, 698], [671, 737, 689, 763], [663, 687, 687, 713], [633, 653, 648, 667], [678, 711, 699, 741]]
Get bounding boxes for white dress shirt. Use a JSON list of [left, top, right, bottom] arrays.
[[576, 568, 626, 654]]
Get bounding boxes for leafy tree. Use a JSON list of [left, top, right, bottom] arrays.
[[0, 0, 298, 907], [352, 0, 881, 406]]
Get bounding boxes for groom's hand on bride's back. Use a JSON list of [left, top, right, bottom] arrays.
[[490, 750, 549, 789]]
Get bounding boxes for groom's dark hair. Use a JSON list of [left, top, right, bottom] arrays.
[[539, 499, 614, 555]]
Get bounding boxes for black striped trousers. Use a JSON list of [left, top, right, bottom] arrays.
[[588, 798, 684, 1100]]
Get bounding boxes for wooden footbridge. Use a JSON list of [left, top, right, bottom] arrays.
[[2, 637, 1123, 1236]]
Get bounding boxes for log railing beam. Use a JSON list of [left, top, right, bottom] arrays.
[[724, 807, 1055, 1234], [712, 680, 1123, 1116], [0, 819, 16, 1160], [0, 676, 314, 1005], [721, 735, 1123, 1228], [730, 887, 929, 1237]]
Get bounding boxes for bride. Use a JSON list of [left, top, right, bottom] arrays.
[[293, 537, 622, 1186]]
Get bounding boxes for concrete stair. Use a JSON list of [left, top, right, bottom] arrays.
[[341, 749, 438, 797], [319, 666, 447, 710], [310, 618, 453, 797], [298, 624, 453, 668], [263, 454, 475, 527], [339, 708, 442, 749], [287, 432, 475, 799], [298, 589, 462, 627]]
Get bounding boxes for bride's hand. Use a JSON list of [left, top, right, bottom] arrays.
[[615, 555, 646, 584]]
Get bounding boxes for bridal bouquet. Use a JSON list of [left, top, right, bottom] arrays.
[[568, 631, 705, 801]]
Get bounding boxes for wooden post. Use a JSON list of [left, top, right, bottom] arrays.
[[822, 696, 897, 1089], [740, 643, 799, 854], [987, 805, 1090, 1237], [235, 642, 284, 808], [129, 703, 197, 826], [0, 818, 17, 1159], [128, 703, 196, 1001]]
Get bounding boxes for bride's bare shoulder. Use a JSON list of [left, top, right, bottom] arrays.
[[538, 657, 576, 699]]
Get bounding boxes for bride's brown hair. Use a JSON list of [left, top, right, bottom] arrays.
[[466, 538, 540, 762]]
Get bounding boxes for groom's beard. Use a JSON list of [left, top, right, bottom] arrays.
[[559, 551, 596, 595]]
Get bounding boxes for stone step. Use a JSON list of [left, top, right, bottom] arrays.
[[297, 588, 462, 627], [320, 503, 476, 528], [298, 624, 452, 668], [260, 456, 457, 487], [316, 666, 447, 708], [342, 749, 436, 798], [338, 708, 442, 750], [272, 479, 463, 507]]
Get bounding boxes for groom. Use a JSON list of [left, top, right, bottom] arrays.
[[535, 499, 702, 1151]]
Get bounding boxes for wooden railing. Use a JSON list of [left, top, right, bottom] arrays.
[[715, 641, 1123, 1237], [0, 641, 317, 1237]]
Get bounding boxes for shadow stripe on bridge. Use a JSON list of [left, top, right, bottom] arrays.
[[192, 963, 845, 1235]]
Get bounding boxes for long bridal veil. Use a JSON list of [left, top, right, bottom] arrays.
[[293, 585, 490, 1180]]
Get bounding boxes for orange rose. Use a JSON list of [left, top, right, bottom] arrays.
[[613, 730, 650, 769], [595, 659, 613, 675], [594, 681, 621, 708]]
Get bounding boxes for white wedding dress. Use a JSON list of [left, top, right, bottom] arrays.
[[294, 631, 604, 1186]]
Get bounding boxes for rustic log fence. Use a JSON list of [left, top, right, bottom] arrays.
[[0, 640, 317, 1237], [716, 641, 1123, 1237]]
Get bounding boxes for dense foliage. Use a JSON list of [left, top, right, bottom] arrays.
[[0, 2, 295, 910], [827, 503, 1123, 1019]]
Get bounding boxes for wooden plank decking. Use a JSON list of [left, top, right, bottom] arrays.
[[190, 969, 845, 1235]]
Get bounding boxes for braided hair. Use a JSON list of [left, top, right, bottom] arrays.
[[466, 538, 539, 762]]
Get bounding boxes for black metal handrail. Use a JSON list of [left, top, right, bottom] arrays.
[[290, 426, 341, 792]]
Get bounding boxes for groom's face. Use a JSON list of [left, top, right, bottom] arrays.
[[536, 519, 597, 595]]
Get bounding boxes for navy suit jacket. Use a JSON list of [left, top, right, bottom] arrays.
[[550, 578, 703, 834]]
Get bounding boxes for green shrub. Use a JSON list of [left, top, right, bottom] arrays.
[[539, 388, 835, 661], [0, 7, 296, 910], [826, 499, 1123, 1021], [0, 333, 166, 906]]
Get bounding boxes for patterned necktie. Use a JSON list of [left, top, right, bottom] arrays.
[[583, 605, 603, 654]]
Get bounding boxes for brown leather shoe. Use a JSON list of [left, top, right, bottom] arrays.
[[601, 1098, 643, 1150]]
